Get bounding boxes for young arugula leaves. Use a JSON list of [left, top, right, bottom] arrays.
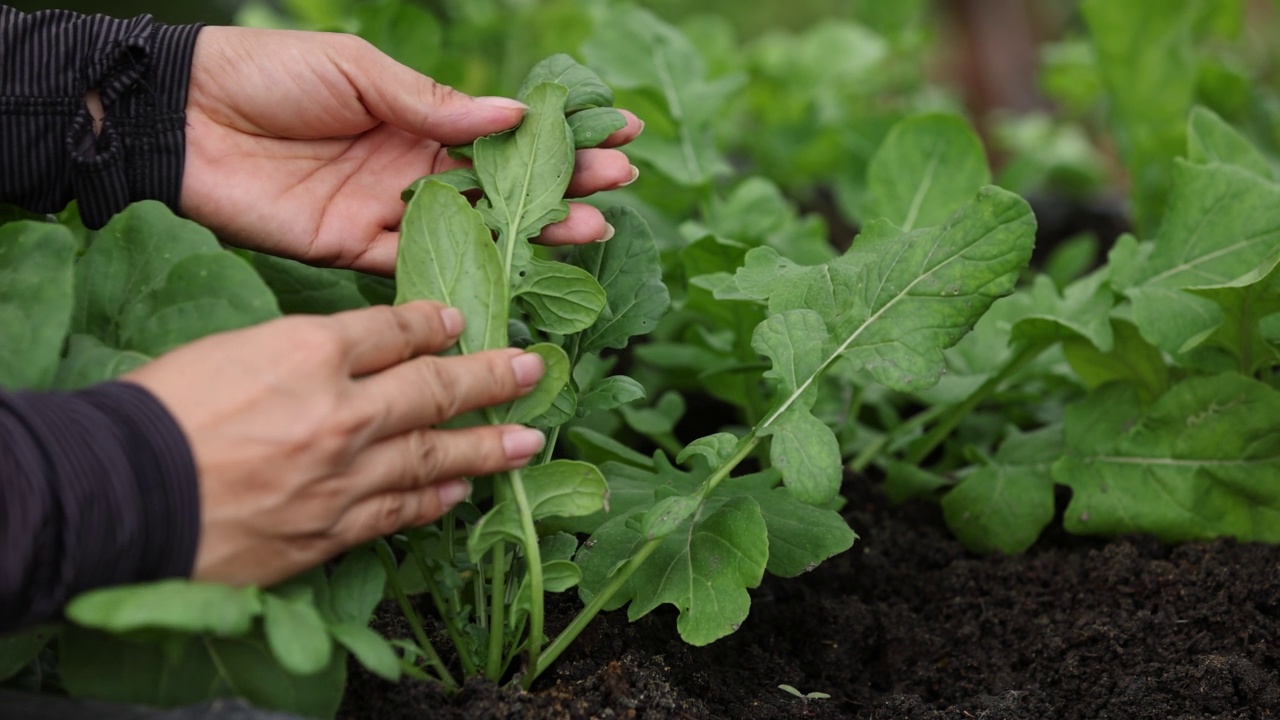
[[1056, 375, 1280, 542]]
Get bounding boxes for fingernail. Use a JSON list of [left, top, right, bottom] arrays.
[[440, 307, 464, 336], [596, 223, 616, 243], [503, 427, 546, 460], [437, 479, 471, 509], [636, 119, 645, 136], [510, 351, 545, 387], [619, 165, 640, 187], [476, 96, 529, 110]]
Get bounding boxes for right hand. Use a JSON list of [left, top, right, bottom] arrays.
[[123, 301, 546, 587]]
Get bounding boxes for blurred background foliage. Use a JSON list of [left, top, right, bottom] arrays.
[[12, 0, 1280, 227]]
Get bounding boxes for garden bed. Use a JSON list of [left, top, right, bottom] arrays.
[[342, 477, 1280, 719]]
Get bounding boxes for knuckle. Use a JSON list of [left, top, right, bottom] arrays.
[[287, 318, 346, 363], [404, 429, 445, 485], [410, 358, 463, 420], [371, 493, 410, 536]]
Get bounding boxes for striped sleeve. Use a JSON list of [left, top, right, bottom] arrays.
[[0, 6, 203, 227], [0, 382, 200, 632]]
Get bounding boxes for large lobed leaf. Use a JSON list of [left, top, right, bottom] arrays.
[[65, 202, 279, 385], [862, 113, 991, 232], [1055, 375, 1280, 543], [742, 187, 1036, 502], [1111, 161, 1280, 358]]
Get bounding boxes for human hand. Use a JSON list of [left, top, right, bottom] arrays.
[[124, 301, 547, 586], [180, 26, 642, 275]]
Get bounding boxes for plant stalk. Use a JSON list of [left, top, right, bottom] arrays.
[[534, 536, 663, 679], [409, 545, 477, 677], [375, 542, 459, 692], [903, 340, 1050, 466], [507, 467, 547, 690]]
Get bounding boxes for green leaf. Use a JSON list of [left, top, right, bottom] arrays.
[[531, 383, 578, 427], [249, 252, 368, 315], [727, 484, 856, 577], [1082, 0, 1202, 232], [941, 426, 1063, 554], [883, 462, 952, 503], [60, 626, 345, 718], [124, 254, 281, 355], [0, 625, 54, 682], [1008, 271, 1115, 352], [65, 580, 262, 636], [402, 168, 480, 200], [1112, 162, 1280, 355], [578, 375, 647, 414], [565, 426, 655, 470], [52, 334, 150, 389], [504, 342, 571, 424], [72, 201, 219, 339], [583, 4, 742, 186], [475, 82, 574, 248], [72, 203, 280, 356], [747, 189, 1035, 500], [329, 622, 400, 683], [396, 180, 507, 354], [518, 53, 614, 111], [864, 113, 991, 231], [572, 206, 670, 353], [1184, 251, 1280, 373], [353, 0, 441, 74], [1186, 106, 1273, 178], [1063, 319, 1170, 403], [468, 460, 607, 559], [634, 495, 702, 540], [326, 547, 386, 625], [0, 221, 76, 389], [751, 310, 842, 504], [512, 256, 607, 335], [1055, 374, 1280, 543], [578, 496, 768, 646], [569, 107, 627, 149], [262, 592, 333, 676], [820, 189, 1033, 389], [677, 433, 739, 468]]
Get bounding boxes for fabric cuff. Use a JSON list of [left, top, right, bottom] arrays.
[[67, 18, 203, 228]]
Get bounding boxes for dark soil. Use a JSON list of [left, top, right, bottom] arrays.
[[340, 478, 1280, 720]]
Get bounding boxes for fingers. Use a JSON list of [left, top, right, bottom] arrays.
[[537, 203, 613, 246], [340, 423, 545, 502], [566, 149, 637, 198], [326, 479, 473, 551], [598, 110, 645, 148], [354, 347, 545, 440], [326, 302, 464, 376], [341, 38, 528, 145]]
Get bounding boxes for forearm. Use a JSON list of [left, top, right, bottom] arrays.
[[0, 6, 202, 227], [0, 382, 199, 632]]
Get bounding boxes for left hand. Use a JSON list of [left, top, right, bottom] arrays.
[[180, 26, 642, 275]]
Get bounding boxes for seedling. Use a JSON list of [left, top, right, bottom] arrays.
[[778, 684, 832, 700]]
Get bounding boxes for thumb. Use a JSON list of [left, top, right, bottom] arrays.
[[344, 40, 527, 144]]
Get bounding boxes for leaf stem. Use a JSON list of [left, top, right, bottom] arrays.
[[408, 544, 477, 677], [506, 467, 546, 690], [485, 545, 506, 680], [375, 541, 458, 692], [534, 537, 663, 679], [903, 340, 1049, 465]]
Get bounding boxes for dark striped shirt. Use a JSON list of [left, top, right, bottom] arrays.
[[0, 6, 202, 632]]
